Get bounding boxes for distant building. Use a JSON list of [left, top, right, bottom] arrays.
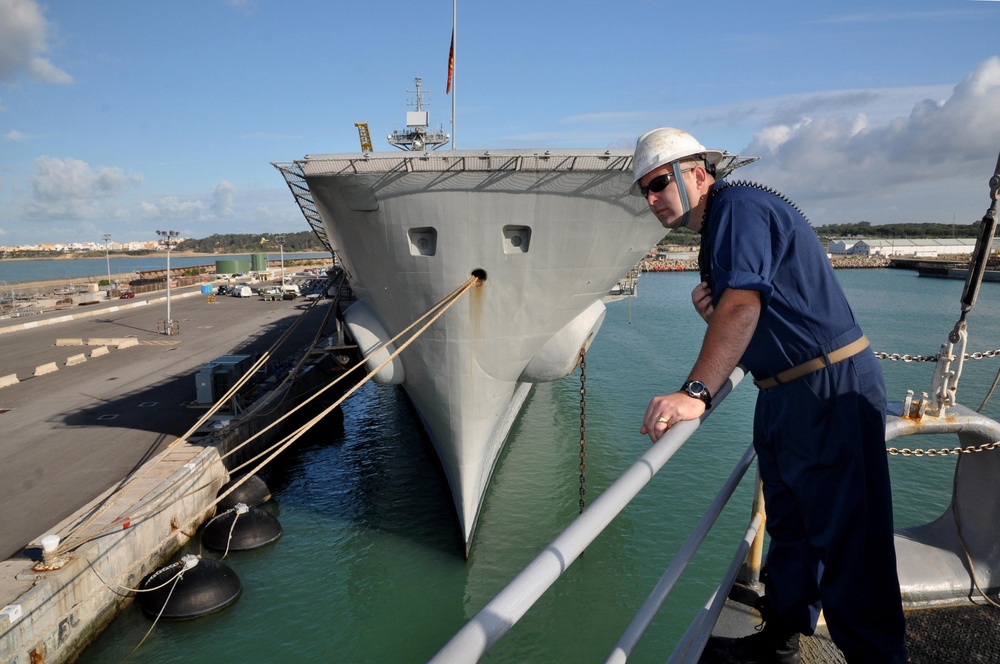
[[827, 238, 998, 258], [828, 239, 862, 254]]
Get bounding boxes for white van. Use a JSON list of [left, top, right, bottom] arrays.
[[281, 283, 301, 295], [236, 285, 253, 298]]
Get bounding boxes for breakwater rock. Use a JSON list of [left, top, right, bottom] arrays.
[[829, 255, 891, 269], [642, 255, 889, 273], [642, 259, 698, 272]]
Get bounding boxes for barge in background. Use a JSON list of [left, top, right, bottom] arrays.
[[890, 256, 1000, 281]]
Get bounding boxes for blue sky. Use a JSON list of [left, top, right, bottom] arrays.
[[2, 0, 1000, 247]]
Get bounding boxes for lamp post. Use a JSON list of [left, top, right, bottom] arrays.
[[156, 230, 180, 334], [274, 234, 286, 287], [102, 233, 112, 295]]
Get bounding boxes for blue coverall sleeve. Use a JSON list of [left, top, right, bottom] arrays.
[[709, 195, 782, 311]]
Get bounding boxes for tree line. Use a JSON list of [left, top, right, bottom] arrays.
[[812, 221, 981, 239], [177, 231, 327, 254]]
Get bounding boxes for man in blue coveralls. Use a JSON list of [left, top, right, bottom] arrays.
[[633, 128, 907, 663]]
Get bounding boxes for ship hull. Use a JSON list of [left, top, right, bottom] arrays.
[[295, 150, 664, 550]]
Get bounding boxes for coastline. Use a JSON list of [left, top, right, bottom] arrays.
[[2, 253, 331, 292]]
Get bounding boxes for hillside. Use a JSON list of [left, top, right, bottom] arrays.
[[176, 231, 325, 254]]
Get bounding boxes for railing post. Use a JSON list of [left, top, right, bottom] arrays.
[[746, 469, 766, 589]]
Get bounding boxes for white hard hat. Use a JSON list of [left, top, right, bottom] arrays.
[[630, 128, 726, 194]]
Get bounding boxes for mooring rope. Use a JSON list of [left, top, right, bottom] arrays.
[[978, 364, 1000, 413], [56, 280, 335, 554], [239, 275, 344, 420], [53, 275, 477, 555], [217, 274, 475, 473], [174, 274, 342, 445], [80, 553, 184, 597], [64, 274, 466, 552], [215, 505, 244, 560], [54, 275, 345, 555], [213, 276, 479, 512], [125, 558, 191, 660]]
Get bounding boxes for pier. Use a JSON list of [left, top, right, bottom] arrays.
[[0, 274, 352, 663]]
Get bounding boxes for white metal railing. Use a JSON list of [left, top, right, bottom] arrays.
[[429, 366, 750, 663], [608, 442, 759, 663]]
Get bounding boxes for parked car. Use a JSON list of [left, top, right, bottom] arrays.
[[217, 284, 232, 296], [119, 291, 135, 299]]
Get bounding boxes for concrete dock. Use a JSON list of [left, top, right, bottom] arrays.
[[0, 280, 345, 662]]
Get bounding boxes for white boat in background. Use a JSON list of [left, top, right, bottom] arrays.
[[272, 84, 682, 553]]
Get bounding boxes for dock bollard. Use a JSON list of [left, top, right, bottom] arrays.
[[40, 535, 60, 563]]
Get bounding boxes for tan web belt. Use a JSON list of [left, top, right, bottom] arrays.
[[753, 335, 870, 390]]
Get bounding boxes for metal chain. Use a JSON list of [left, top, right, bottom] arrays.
[[579, 349, 587, 514], [874, 348, 1000, 363], [878, 345, 1000, 456], [887, 440, 1000, 457]]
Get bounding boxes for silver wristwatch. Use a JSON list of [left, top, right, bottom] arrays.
[[681, 380, 712, 409]]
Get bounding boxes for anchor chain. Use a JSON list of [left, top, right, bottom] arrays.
[[887, 440, 1000, 457], [579, 349, 587, 514], [874, 348, 1000, 363]]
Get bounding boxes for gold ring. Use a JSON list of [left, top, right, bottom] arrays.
[[657, 416, 669, 424]]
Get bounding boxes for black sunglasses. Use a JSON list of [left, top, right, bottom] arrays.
[[639, 166, 696, 198]]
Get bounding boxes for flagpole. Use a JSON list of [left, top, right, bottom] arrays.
[[451, 0, 457, 150]]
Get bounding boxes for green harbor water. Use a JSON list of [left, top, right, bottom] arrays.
[[78, 269, 1000, 663]]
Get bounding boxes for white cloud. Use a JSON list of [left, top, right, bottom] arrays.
[[0, 0, 72, 84], [138, 181, 239, 222], [28, 55, 72, 85], [741, 57, 1000, 210], [26, 156, 141, 219], [212, 180, 236, 216], [5, 129, 26, 141], [140, 197, 206, 221]]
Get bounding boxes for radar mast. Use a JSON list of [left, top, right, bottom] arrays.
[[387, 77, 450, 151]]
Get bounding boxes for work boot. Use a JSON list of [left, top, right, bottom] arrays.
[[700, 597, 801, 664]]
